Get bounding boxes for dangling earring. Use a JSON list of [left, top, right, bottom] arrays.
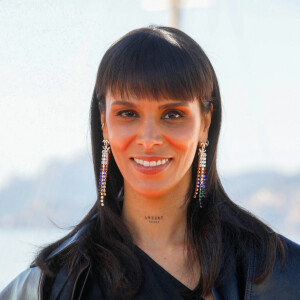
[[98, 139, 110, 207], [193, 140, 209, 208]]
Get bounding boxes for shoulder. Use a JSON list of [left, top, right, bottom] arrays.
[[250, 234, 300, 300], [280, 234, 300, 264], [0, 266, 43, 300], [213, 234, 300, 300]]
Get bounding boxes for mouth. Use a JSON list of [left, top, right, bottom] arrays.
[[130, 157, 172, 174], [131, 157, 172, 167]]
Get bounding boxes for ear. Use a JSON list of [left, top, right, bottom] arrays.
[[99, 102, 108, 140], [199, 103, 213, 145]]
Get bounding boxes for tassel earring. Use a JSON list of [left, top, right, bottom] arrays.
[[98, 139, 110, 207], [193, 140, 209, 208]]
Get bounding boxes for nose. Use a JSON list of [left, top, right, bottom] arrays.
[[136, 116, 163, 151]]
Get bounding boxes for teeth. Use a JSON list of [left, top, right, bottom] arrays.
[[133, 158, 170, 167]]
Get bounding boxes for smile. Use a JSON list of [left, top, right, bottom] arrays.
[[133, 158, 170, 167]]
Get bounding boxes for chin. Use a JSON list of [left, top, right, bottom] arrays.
[[133, 186, 170, 198]]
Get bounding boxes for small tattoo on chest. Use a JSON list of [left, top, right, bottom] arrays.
[[145, 215, 163, 224]]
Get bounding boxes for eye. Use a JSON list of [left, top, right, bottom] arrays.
[[163, 110, 184, 120], [116, 110, 138, 119]]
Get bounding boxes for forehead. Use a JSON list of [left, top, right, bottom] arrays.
[[106, 89, 196, 104]]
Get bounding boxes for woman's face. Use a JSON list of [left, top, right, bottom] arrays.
[[101, 90, 211, 198]]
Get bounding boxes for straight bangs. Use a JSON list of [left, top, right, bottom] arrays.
[[95, 27, 214, 106]]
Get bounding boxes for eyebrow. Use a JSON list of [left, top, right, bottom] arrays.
[[111, 100, 190, 109]]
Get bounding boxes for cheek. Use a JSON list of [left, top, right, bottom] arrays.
[[164, 121, 199, 151], [106, 118, 136, 152]]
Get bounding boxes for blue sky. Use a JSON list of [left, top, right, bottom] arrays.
[[0, 0, 299, 189]]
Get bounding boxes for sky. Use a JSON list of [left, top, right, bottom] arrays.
[[0, 0, 299, 189]]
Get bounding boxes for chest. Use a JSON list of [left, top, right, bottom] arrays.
[[151, 251, 199, 289], [139, 247, 214, 299]]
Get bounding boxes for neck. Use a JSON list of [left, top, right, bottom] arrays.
[[121, 173, 191, 251]]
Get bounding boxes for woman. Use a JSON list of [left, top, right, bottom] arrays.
[[1, 26, 300, 300]]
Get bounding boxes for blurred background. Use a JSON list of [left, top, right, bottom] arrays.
[[0, 0, 299, 289]]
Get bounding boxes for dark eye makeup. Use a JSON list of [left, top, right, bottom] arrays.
[[162, 110, 184, 120], [116, 109, 184, 120], [116, 110, 138, 118]]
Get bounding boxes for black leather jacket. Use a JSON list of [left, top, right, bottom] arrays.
[[1, 228, 300, 300]]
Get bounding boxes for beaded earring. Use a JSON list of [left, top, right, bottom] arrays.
[[98, 139, 110, 207], [193, 140, 209, 208]]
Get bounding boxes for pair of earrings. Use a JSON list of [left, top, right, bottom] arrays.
[[98, 139, 209, 208]]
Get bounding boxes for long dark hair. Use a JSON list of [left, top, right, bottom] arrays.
[[35, 26, 285, 298]]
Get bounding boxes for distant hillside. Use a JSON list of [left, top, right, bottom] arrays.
[[221, 171, 300, 240], [0, 153, 299, 241], [0, 154, 96, 228]]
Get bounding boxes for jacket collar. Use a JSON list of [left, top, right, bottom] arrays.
[[47, 214, 98, 260], [47, 227, 85, 260]]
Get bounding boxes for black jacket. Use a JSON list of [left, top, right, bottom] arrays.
[[1, 227, 300, 300]]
